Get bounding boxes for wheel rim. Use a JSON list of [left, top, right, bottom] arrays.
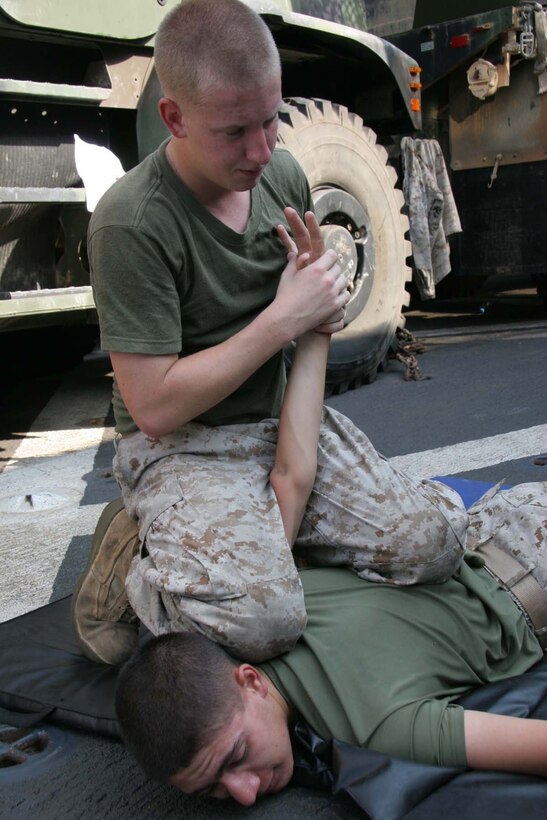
[[313, 186, 375, 324]]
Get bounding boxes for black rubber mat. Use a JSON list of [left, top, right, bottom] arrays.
[[1, 594, 546, 819]]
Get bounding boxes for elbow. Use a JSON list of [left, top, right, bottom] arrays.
[[136, 420, 167, 439], [270, 464, 315, 504], [133, 403, 196, 438], [132, 409, 177, 439]]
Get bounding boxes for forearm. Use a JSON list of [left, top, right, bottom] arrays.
[[113, 305, 293, 437], [464, 710, 547, 777], [270, 331, 330, 544]]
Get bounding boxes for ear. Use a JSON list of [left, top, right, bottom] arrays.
[[234, 664, 269, 699], [158, 96, 187, 138]]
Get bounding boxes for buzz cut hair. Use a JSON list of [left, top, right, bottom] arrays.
[[115, 632, 243, 782], [154, 0, 281, 106]]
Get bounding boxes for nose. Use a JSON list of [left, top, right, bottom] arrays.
[[244, 127, 273, 166], [219, 770, 262, 806]]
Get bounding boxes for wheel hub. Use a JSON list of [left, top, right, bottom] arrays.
[[313, 187, 375, 323], [320, 224, 357, 288]]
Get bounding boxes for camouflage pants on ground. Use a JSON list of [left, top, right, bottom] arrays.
[[113, 407, 468, 661]]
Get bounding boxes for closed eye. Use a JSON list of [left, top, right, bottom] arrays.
[[193, 741, 247, 797], [231, 744, 247, 767]]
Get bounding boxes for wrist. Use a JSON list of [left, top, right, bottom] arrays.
[[253, 302, 296, 350], [297, 330, 330, 349]]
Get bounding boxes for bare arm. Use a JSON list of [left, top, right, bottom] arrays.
[[270, 210, 346, 545], [111, 242, 347, 438], [464, 710, 547, 777], [269, 331, 331, 545]]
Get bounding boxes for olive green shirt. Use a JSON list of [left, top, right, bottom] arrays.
[[89, 144, 312, 434], [261, 555, 542, 767]]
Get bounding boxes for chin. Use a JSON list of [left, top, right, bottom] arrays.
[[233, 170, 263, 189]]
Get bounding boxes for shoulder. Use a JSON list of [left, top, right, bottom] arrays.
[[263, 148, 307, 185], [259, 149, 310, 210], [88, 145, 169, 235]]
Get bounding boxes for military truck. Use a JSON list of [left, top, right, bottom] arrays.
[[0, 0, 423, 388], [374, 0, 547, 301]]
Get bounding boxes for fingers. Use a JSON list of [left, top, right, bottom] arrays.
[[314, 304, 347, 335], [296, 251, 310, 271], [282, 207, 325, 263], [323, 305, 347, 325], [276, 222, 297, 256], [315, 322, 344, 335], [276, 224, 350, 336], [284, 207, 311, 256], [315, 318, 345, 335], [303, 210, 325, 261]]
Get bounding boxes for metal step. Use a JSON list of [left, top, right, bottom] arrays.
[[0, 78, 111, 102], [0, 187, 87, 204], [0, 286, 95, 319]]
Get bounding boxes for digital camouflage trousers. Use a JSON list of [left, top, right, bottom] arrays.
[[113, 406, 470, 661], [466, 481, 547, 647]]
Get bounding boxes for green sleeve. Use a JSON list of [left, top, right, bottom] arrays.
[[365, 700, 467, 768], [89, 224, 184, 355]]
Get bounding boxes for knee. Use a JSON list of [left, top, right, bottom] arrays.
[[411, 509, 469, 582], [375, 512, 468, 586], [221, 575, 307, 663], [411, 481, 469, 576]]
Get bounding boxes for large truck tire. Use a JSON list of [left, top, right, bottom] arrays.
[[277, 98, 411, 392]]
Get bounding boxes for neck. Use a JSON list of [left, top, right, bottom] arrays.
[[165, 139, 251, 231], [262, 672, 293, 723]]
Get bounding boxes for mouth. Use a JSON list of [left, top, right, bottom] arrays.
[[238, 167, 264, 178], [260, 769, 276, 796], [261, 764, 291, 797]]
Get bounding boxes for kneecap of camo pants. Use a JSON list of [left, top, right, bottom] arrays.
[[118, 423, 306, 662], [294, 407, 468, 584]]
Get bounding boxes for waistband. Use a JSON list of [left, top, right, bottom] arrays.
[[477, 541, 547, 650]]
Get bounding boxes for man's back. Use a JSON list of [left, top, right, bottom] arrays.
[[261, 560, 543, 767]]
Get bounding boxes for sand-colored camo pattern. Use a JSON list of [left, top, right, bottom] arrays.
[[467, 482, 547, 592], [114, 407, 469, 661]]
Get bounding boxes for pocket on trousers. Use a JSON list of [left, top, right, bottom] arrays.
[[141, 474, 248, 603]]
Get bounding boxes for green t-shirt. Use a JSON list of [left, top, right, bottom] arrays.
[[261, 555, 542, 768], [89, 143, 312, 434]]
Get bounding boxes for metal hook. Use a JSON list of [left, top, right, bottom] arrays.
[[488, 153, 503, 188]]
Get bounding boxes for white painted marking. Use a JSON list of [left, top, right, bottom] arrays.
[[389, 424, 547, 478]]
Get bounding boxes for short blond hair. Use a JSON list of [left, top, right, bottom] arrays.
[[155, 0, 281, 105]]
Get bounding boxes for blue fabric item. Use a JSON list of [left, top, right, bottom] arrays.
[[433, 476, 509, 509]]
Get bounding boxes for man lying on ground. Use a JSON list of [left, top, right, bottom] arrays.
[[115, 527, 546, 806], [114, 216, 547, 806]]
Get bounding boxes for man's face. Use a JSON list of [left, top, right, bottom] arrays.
[[169, 666, 294, 806], [169, 75, 282, 202]]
